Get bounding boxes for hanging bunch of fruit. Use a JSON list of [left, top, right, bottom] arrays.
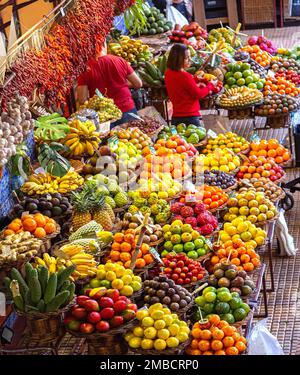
[[108, 36, 153, 65]]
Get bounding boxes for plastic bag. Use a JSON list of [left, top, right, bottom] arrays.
[[247, 319, 284, 355], [166, 0, 188, 27]]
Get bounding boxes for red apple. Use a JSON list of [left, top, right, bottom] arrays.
[[77, 296, 90, 306], [118, 296, 130, 303], [72, 307, 87, 320], [96, 320, 110, 332], [127, 303, 137, 312], [182, 266, 189, 273], [172, 274, 179, 281], [174, 267, 181, 274], [106, 289, 120, 302], [84, 299, 100, 312], [122, 309, 136, 322], [99, 297, 114, 309], [80, 323, 95, 334], [110, 316, 124, 328], [113, 300, 128, 313], [177, 261, 185, 268], [101, 307, 115, 320], [87, 311, 101, 324]]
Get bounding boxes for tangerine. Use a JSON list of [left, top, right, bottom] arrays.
[[211, 340, 223, 351], [34, 227, 46, 238], [44, 222, 56, 234], [198, 340, 210, 352], [22, 218, 37, 232]]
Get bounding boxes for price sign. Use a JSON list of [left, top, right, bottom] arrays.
[[149, 145, 156, 154], [207, 129, 217, 139], [185, 194, 197, 203], [170, 127, 177, 135], [34, 167, 46, 175], [95, 89, 103, 98], [149, 247, 163, 264], [108, 135, 119, 151]]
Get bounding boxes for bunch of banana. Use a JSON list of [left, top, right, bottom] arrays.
[[109, 36, 152, 65], [62, 119, 101, 157], [21, 169, 84, 195]]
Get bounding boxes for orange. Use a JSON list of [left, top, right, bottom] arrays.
[[225, 347, 239, 355], [276, 146, 285, 156], [232, 332, 241, 342], [141, 243, 150, 253], [135, 258, 146, 268], [211, 340, 223, 351], [235, 341, 247, 353], [231, 258, 241, 266], [21, 214, 34, 221], [34, 227, 46, 238], [187, 349, 201, 355], [283, 152, 290, 161], [240, 254, 250, 264], [144, 254, 154, 265], [114, 233, 124, 243], [200, 330, 212, 340], [198, 340, 210, 352], [190, 339, 200, 350], [222, 336, 235, 348], [202, 350, 213, 355], [120, 252, 131, 262], [215, 350, 226, 355], [218, 320, 229, 329], [275, 156, 283, 164], [124, 233, 135, 244], [238, 336, 247, 345], [11, 218, 22, 225], [222, 326, 236, 336], [34, 213, 47, 227], [210, 255, 220, 265], [243, 262, 254, 272], [251, 258, 261, 267], [110, 251, 120, 261], [124, 260, 131, 269], [44, 222, 56, 234], [192, 328, 202, 339], [22, 218, 37, 232], [7, 222, 21, 232], [209, 314, 221, 326], [111, 242, 121, 251], [4, 229, 15, 236], [120, 242, 131, 252], [212, 329, 225, 340]]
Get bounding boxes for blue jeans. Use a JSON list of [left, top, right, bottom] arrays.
[[110, 108, 138, 128]]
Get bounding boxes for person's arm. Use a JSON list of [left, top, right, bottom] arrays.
[[185, 73, 214, 100], [77, 85, 89, 105], [127, 71, 143, 89]]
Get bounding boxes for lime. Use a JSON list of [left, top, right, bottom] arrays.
[[242, 69, 252, 78], [133, 326, 144, 337], [99, 280, 111, 288], [227, 77, 236, 86], [162, 314, 173, 326], [231, 292, 241, 299], [253, 73, 260, 82], [204, 292, 217, 303], [256, 81, 264, 90], [237, 78, 246, 86], [203, 303, 215, 314], [233, 64, 242, 72], [233, 308, 247, 322], [142, 317, 155, 327], [168, 324, 180, 336], [136, 309, 149, 321], [157, 329, 170, 340], [217, 291, 232, 303], [161, 250, 169, 258], [221, 313, 235, 324], [248, 82, 257, 89], [225, 72, 233, 80], [176, 332, 189, 343], [151, 310, 164, 320], [234, 71, 243, 80], [245, 76, 254, 85], [241, 62, 251, 70], [154, 320, 166, 330], [183, 242, 195, 252], [173, 244, 184, 253], [131, 281, 142, 292], [197, 248, 206, 257], [195, 296, 206, 307], [203, 286, 217, 295], [90, 279, 102, 288], [96, 269, 106, 280]]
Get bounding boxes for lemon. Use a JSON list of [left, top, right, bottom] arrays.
[[136, 309, 149, 321], [220, 232, 231, 243], [180, 326, 190, 334], [124, 332, 135, 342], [162, 315, 173, 326], [154, 339, 167, 351], [106, 271, 116, 281], [96, 269, 106, 280], [104, 263, 116, 272], [120, 285, 133, 296], [226, 225, 237, 236], [229, 207, 239, 215], [141, 338, 154, 350], [255, 236, 265, 246], [157, 329, 170, 340], [148, 303, 163, 314], [115, 267, 126, 278], [237, 222, 249, 234], [176, 332, 189, 343], [131, 281, 142, 292], [121, 275, 133, 285], [124, 269, 134, 275], [129, 337, 142, 349], [168, 324, 180, 336], [142, 317, 154, 327], [232, 234, 241, 242], [162, 308, 171, 315], [144, 327, 157, 339], [133, 275, 142, 283], [220, 165, 229, 173], [97, 264, 104, 270], [166, 337, 179, 348], [154, 319, 166, 330], [133, 326, 144, 338], [111, 279, 124, 290], [151, 310, 164, 320]]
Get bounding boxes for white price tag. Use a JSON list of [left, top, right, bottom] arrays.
[[149, 247, 163, 264], [267, 70, 275, 78], [0, 292, 6, 316], [34, 167, 46, 174], [207, 129, 218, 139]]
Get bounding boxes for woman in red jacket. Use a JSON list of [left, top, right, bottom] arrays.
[[165, 44, 216, 126]]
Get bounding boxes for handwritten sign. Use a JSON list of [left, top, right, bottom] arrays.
[[149, 247, 163, 264]]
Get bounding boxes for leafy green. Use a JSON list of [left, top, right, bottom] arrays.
[[38, 143, 71, 178], [35, 113, 69, 141]]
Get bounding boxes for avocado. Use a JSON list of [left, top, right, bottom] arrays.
[[52, 206, 63, 216], [26, 203, 38, 212], [42, 210, 52, 217]]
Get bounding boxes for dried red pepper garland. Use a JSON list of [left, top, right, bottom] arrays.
[[2, 0, 133, 107]]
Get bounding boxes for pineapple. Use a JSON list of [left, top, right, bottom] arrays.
[[114, 191, 128, 207], [71, 191, 93, 231], [69, 221, 103, 241], [92, 194, 114, 231]]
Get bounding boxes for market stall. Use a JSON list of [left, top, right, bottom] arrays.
[[0, 0, 298, 357]]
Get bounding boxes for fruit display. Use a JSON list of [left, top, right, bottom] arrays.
[[224, 62, 265, 90], [124, 116, 163, 136], [158, 124, 206, 145], [143, 275, 193, 313], [125, 304, 190, 351], [208, 28, 241, 48], [195, 286, 250, 323], [238, 178, 284, 202], [162, 253, 207, 286], [237, 156, 285, 182], [276, 46, 300, 62], [169, 23, 207, 50], [0, 232, 43, 266], [84, 262, 142, 296], [240, 45, 271, 68], [9, 194, 72, 220], [207, 261, 256, 297], [217, 87, 263, 108], [202, 132, 249, 154], [198, 185, 229, 211], [194, 148, 241, 174], [128, 190, 172, 223], [271, 56, 300, 74], [248, 35, 277, 55], [224, 190, 278, 224], [108, 36, 152, 65], [8, 263, 75, 313], [106, 230, 154, 269], [110, 127, 153, 154], [202, 170, 237, 190], [255, 94, 299, 116], [119, 212, 164, 244], [275, 69, 300, 86], [21, 169, 84, 195], [85, 175, 129, 209], [82, 95, 122, 122], [210, 240, 261, 273], [62, 119, 101, 157], [154, 135, 198, 159], [248, 139, 291, 164], [263, 75, 300, 97], [65, 290, 136, 334], [162, 219, 215, 256], [137, 60, 165, 87], [109, 140, 143, 170], [0, 93, 34, 167], [186, 315, 247, 355], [4, 214, 58, 239], [219, 217, 267, 249]]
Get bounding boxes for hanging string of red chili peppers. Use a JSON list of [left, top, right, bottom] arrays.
[[2, 0, 134, 107]]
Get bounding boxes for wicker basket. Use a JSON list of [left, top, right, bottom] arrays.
[[16, 299, 75, 344]]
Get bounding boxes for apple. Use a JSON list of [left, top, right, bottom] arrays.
[[96, 321, 110, 332], [101, 307, 115, 320], [182, 266, 189, 273], [106, 289, 120, 302], [87, 311, 101, 324], [80, 323, 95, 334], [185, 278, 191, 284], [64, 315, 74, 325], [172, 274, 179, 281], [174, 267, 181, 274], [127, 303, 137, 312], [84, 299, 100, 312], [122, 309, 136, 322], [177, 261, 185, 268], [68, 320, 81, 332], [72, 307, 87, 320], [99, 297, 114, 309], [118, 296, 130, 303], [113, 300, 128, 313], [77, 296, 90, 306], [110, 316, 124, 328]]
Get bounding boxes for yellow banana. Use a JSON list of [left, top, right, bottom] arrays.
[[85, 140, 95, 156], [43, 253, 52, 268], [76, 122, 89, 134], [71, 253, 94, 260], [76, 265, 90, 272], [71, 259, 95, 265], [69, 140, 79, 151], [65, 137, 79, 147], [49, 263, 57, 274], [64, 133, 79, 141], [36, 257, 46, 266], [61, 244, 83, 257]]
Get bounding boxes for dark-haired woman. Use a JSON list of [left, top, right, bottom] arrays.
[[165, 44, 216, 127]]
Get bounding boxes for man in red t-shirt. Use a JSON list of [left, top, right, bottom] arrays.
[[77, 42, 142, 127]]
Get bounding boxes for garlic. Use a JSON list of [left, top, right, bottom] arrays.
[[0, 138, 7, 147], [7, 136, 15, 144], [10, 126, 18, 135], [2, 129, 11, 138]]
